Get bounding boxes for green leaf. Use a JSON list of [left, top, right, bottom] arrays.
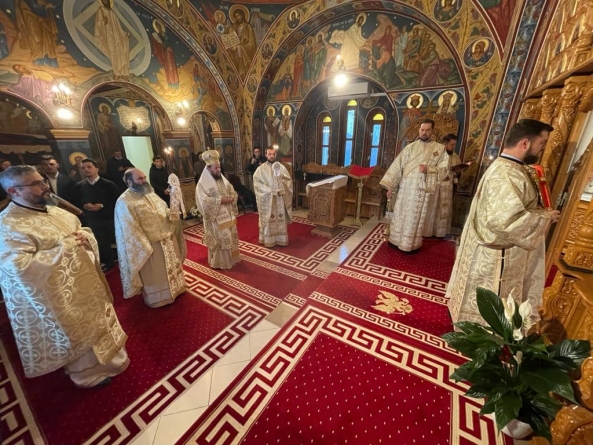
[[511, 303, 523, 330], [548, 340, 591, 367], [529, 393, 562, 419], [476, 287, 512, 340], [494, 392, 522, 431], [519, 405, 552, 442], [465, 384, 490, 399], [450, 362, 474, 382], [521, 369, 577, 403]]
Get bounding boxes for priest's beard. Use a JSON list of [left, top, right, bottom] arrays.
[[419, 135, 430, 142], [131, 182, 154, 195], [524, 152, 540, 165], [40, 191, 57, 207]]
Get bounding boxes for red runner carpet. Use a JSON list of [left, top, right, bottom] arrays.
[[0, 257, 267, 445], [177, 302, 509, 445]]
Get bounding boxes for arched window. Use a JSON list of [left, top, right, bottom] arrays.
[[366, 112, 384, 167], [342, 100, 357, 167], [319, 115, 332, 165]]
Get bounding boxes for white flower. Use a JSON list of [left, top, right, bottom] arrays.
[[514, 350, 523, 365], [518, 301, 532, 326], [503, 295, 516, 321], [513, 329, 524, 341]]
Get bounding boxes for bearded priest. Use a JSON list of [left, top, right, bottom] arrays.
[[196, 150, 240, 269], [115, 168, 187, 308], [253, 147, 293, 247], [380, 118, 449, 252], [0, 165, 129, 388]]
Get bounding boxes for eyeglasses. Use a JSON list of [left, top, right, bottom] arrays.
[[14, 179, 50, 188]]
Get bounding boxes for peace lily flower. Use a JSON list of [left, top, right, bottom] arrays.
[[503, 294, 515, 321], [513, 328, 524, 341], [518, 301, 532, 326]]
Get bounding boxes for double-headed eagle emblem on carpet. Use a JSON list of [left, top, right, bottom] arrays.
[[372, 290, 413, 315]]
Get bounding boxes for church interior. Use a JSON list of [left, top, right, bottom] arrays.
[[1, 0, 593, 444]]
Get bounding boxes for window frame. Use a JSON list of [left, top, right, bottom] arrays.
[[340, 100, 358, 167], [317, 112, 332, 165], [363, 109, 385, 168]]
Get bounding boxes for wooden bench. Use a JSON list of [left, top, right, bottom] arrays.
[[296, 162, 386, 219]]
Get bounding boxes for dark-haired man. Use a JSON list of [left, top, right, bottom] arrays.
[[380, 118, 449, 252], [73, 159, 120, 271], [447, 119, 561, 326], [149, 155, 170, 205], [0, 165, 128, 388], [106, 149, 134, 193], [39, 155, 76, 203]]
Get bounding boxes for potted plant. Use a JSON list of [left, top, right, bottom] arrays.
[[442, 287, 591, 442]]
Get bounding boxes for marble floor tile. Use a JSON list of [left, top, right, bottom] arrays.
[[162, 369, 212, 416], [130, 418, 160, 445], [249, 327, 280, 358], [265, 302, 298, 328], [153, 407, 207, 445], [209, 361, 251, 402]]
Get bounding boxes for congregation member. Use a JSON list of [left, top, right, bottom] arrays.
[[422, 134, 464, 238], [196, 150, 240, 269], [73, 158, 119, 272], [106, 149, 134, 193], [447, 119, 561, 326], [40, 155, 77, 204], [115, 168, 187, 308], [245, 147, 265, 175], [380, 119, 449, 252], [253, 147, 293, 247], [0, 165, 129, 388], [149, 155, 170, 205]]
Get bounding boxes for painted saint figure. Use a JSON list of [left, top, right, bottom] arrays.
[[151, 20, 179, 89], [15, 0, 59, 67], [95, 0, 130, 79], [226, 8, 256, 77]]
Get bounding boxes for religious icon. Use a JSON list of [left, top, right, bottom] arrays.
[[247, 77, 258, 94], [463, 38, 494, 68], [202, 33, 218, 55], [287, 9, 300, 30], [437, 90, 459, 114], [434, 0, 462, 22]]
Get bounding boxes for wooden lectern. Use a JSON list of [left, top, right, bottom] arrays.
[[306, 175, 348, 238]]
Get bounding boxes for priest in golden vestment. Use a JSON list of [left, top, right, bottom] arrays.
[[253, 147, 293, 247], [447, 120, 560, 326], [423, 134, 463, 238], [196, 150, 240, 269], [115, 169, 186, 308], [0, 166, 128, 388], [380, 119, 450, 251]]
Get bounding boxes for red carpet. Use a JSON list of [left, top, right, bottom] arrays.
[[0, 264, 268, 445], [185, 214, 356, 273], [177, 302, 509, 445]]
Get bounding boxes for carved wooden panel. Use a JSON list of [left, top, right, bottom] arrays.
[[529, 0, 593, 92], [566, 202, 589, 246]]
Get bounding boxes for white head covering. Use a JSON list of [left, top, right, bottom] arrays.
[[167, 173, 186, 220]]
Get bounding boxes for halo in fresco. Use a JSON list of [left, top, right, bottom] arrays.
[[281, 104, 292, 115], [229, 4, 250, 23], [165, 0, 184, 18], [69, 152, 88, 165], [406, 94, 425, 108], [463, 38, 495, 68], [434, 0, 462, 22], [287, 9, 300, 30], [63, 0, 151, 76]]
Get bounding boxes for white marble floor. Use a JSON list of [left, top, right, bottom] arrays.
[[132, 213, 381, 445]]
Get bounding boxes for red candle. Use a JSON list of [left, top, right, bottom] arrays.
[[531, 164, 552, 209]]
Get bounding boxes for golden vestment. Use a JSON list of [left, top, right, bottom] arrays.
[[196, 170, 240, 269], [0, 203, 127, 378], [253, 162, 293, 247], [380, 140, 449, 251], [115, 190, 186, 307], [446, 157, 552, 325], [423, 152, 461, 238]]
